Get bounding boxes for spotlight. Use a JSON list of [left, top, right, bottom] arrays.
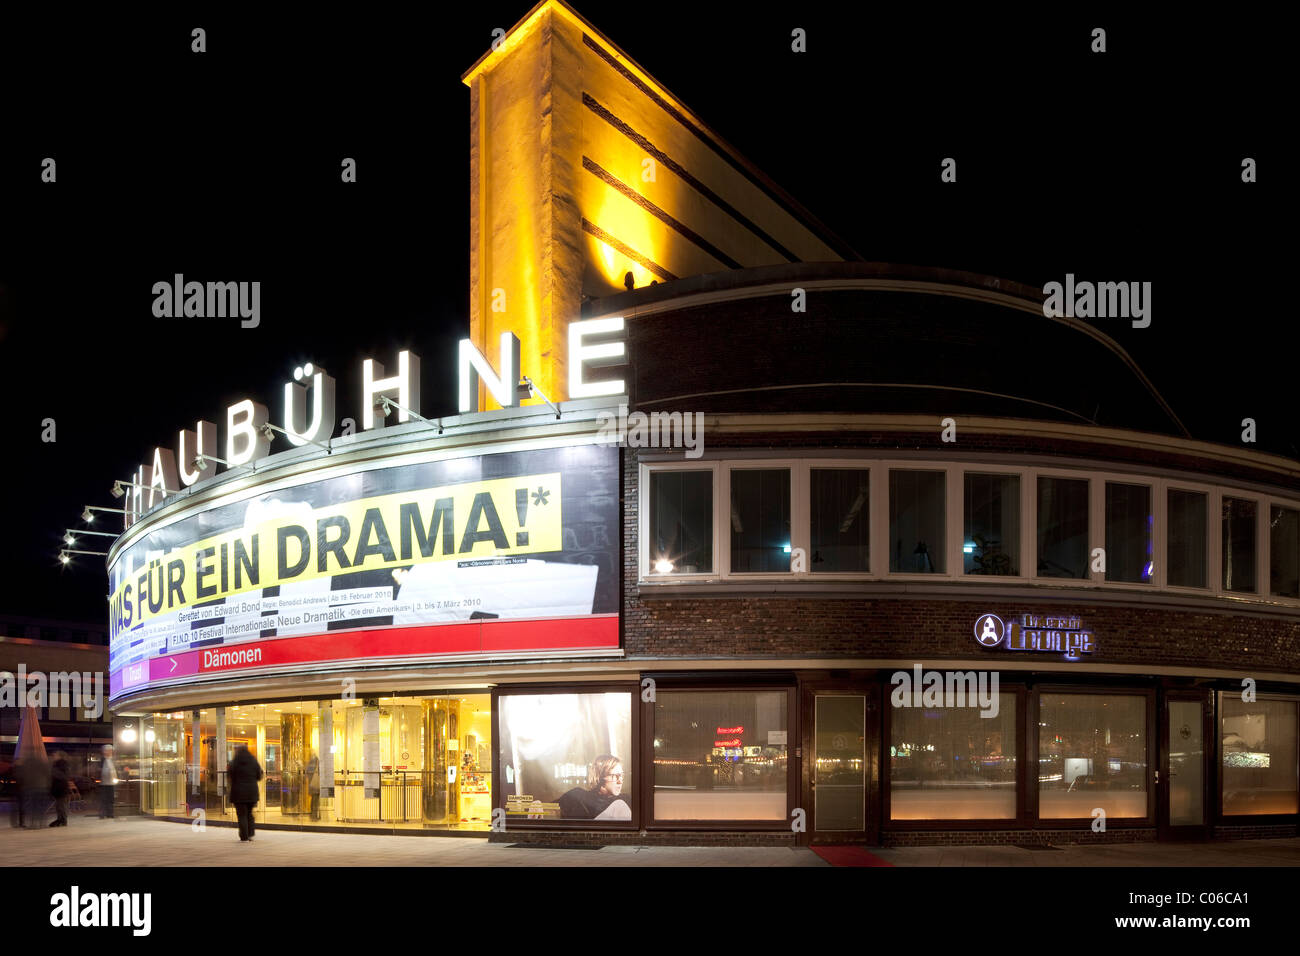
[[111, 481, 125, 498], [81, 508, 94, 522], [259, 423, 276, 442], [64, 533, 75, 546], [59, 552, 70, 564], [194, 455, 208, 471]]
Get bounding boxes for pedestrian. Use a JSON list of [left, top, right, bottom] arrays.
[[304, 751, 320, 821], [227, 744, 263, 842], [98, 745, 117, 819], [50, 751, 71, 827]]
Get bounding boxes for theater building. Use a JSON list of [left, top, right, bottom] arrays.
[[105, 0, 1300, 845]]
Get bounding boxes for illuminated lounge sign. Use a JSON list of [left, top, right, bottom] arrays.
[[975, 613, 1096, 661], [116, 318, 628, 529]]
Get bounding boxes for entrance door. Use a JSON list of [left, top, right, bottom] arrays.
[[1158, 690, 1210, 840], [804, 686, 875, 844]]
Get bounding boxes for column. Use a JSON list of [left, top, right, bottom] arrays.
[[190, 709, 201, 806], [319, 702, 334, 821], [215, 708, 227, 800]]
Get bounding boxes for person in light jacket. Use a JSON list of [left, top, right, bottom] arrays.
[[98, 746, 117, 819], [227, 745, 263, 842]]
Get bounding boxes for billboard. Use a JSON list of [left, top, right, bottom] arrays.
[[108, 444, 619, 699]]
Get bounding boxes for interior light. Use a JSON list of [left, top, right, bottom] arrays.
[[120, 727, 138, 744], [654, 559, 674, 574], [782, 544, 792, 553]]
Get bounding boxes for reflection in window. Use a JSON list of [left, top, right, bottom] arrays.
[[1037, 477, 1089, 578], [1167, 489, 1207, 588], [890, 471, 945, 573], [1038, 694, 1147, 819], [811, 469, 869, 572], [964, 473, 1020, 575], [1270, 506, 1300, 598], [730, 469, 791, 572], [1105, 483, 1153, 583], [1222, 498, 1257, 593], [649, 471, 712, 574], [1220, 696, 1298, 815], [653, 691, 788, 821], [889, 695, 1017, 820]]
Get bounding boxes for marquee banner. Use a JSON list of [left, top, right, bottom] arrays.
[[108, 444, 619, 699]]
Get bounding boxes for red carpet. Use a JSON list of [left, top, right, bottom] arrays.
[[812, 845, 894, 867]]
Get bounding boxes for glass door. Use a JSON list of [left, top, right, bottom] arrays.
[[812, 693, 866, 838], [1159, 691, 1208, 840]]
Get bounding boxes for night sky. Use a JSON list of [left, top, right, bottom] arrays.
[[0, 6, 1288, 625]]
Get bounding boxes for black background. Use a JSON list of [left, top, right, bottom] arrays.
[[0, 5, 1289, 626]]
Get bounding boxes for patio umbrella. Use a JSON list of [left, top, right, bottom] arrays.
[[14, 706, 49, 764]]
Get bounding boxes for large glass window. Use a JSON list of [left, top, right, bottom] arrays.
[[1270, 506, 1300, 598], [963, 473, 1020, 575], [730, 469, 791, 572], [890, 470, 945, 573], [1105, 482, 1153, 583], [1037, 477, 1089, 578], [1222, 498, 1257, 592], [1038, 694, 1147, 819], [1220, 696, 1298, 815], [1167, 489, 1207, 588], [810, 469, 869, 572], [889, 692, 1017, 820], [649, 470, 712, 574], [498, 692, 634, 823], [653, 690, 788, 821]]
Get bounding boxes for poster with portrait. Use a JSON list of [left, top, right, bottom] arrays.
[[498, 692, 633, 822]]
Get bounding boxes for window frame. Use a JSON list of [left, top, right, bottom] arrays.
[[634, 457, 1300, 608], [1215, 691, 1300, 823]]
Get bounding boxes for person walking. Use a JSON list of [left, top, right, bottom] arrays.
[[304, 751, 320, 821], [49, 752, 71, 827], [227, 744, 263, 842], [18, 755, 52, 829], [98, 745, 118, 819]]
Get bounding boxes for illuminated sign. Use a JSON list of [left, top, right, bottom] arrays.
[[714, 738, 742, 748], [108, 444, 619, 700], [975, 612, 1096, 660], [715, 725, 744, 736], [117, 319, 627, 529]]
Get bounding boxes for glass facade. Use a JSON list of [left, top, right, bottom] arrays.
[[652, 691, 788, 821], [1038, 694, 1147, 819], [889, 694, 1017, 820], [890, 470, 945, 573], [136, 694, 492, 831], [963, 473, 1020, 575], [1220, 695, 1298, 816], [810, 468, 869, 572]]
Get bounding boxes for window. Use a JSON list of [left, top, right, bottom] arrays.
[[729, 469, 791, 572], [1220, 696, 1298, 815], [963, 473, 1020, 575], [649, 470, 712, 574], [1105, 482, 1153, 583], [1270, 506, 1300, 598], [810, 469, 869, 572], [1037, 477, 1089, 578], [653, 690, 789, 821], [890, 470, 945, 573], [1038, 694, 1147, 819], [1167, 489, 1207, 588], [889, 693, 1017, 820], [1222, 498, 1257, 592], [499, 692, 634, 823]]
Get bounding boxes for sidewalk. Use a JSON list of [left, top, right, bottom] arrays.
[[3, 816, 1298, 866]]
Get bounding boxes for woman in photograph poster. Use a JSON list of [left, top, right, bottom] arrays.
[[558, 755, 630, 820]]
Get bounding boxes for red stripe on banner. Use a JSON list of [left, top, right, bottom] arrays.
[[130, 616, 620, 687]]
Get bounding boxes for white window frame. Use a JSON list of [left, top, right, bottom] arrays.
[[636, 457, 1300, 608]]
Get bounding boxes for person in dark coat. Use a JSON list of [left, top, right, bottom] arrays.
[[227, 745, 263, 842], [50, 752, 71, 827], [18, 755, 52, 829]]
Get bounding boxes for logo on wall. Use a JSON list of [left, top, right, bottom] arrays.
[[975, 612, 1097, 661], [974, 613, 1005, 646]]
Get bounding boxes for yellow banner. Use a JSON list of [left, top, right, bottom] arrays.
[[110, 473, 562, 630]]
